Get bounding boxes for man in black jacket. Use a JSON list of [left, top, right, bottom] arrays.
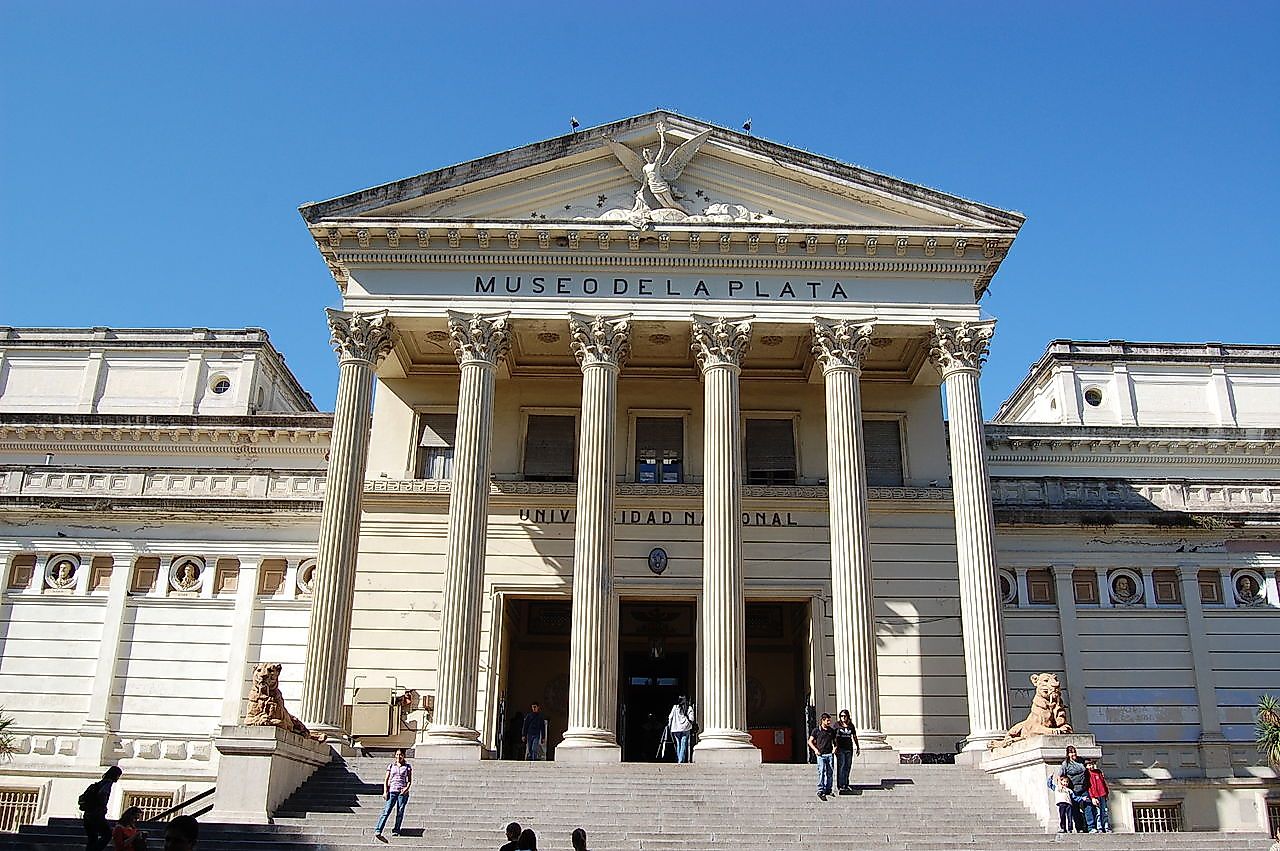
[[80, 766, 122, 851]]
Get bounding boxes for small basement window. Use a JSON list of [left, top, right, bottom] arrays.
[[1133, 802, 1183, 833], [1083, 387, 1103, 407]]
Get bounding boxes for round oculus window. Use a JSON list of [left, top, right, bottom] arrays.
[[210, 375, 232, 395], [1084, 387, 1103, 407]]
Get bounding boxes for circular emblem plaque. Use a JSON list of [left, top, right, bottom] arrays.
[[647, 547, 669, 575]]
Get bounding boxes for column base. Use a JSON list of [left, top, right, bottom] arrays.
[[979, 734, 1102, 833], [1198, 734, 1234, 779], [693, 731, 761, 765], [556, 742, 622, 764], [954, 731, 1007, 764], [852, 747, 901, 769], [419, 724, 483, 761], [76, 722, 118, 767]]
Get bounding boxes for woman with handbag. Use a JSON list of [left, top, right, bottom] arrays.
[[667, 696, 696, 763]]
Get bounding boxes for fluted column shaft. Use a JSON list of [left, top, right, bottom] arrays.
[[691, 315, 760, 763], [812, 318, 888, 749], [929, 320, 1010, 751], [424, 312, 510, 758], [301, 309, 395, 733], [560, 314, 630, 761]]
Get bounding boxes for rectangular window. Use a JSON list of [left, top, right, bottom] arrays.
[[0, 788, 40, 832], [635, 417, 684, 484], [1153, 569, 1182, 605], [1072, 569, 1098, 605], [122, 792, 175, 823], [523, 415, 576, 482], [416, 414, 457, 480], [1198, 570, 1222, 604], [745, 418, 797, 485], [1027, 569, 1056, 604], [863, 419, 905, 487], [1133, 802, 1183, 833]]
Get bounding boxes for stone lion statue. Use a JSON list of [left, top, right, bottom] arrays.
[[243, 663, 325, 742], [989, 672, 1073, 749]]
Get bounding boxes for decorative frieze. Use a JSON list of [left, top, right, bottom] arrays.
[[416, 228, 430, 248], [476, 229, 490, 249], [361, 479, 955, 501]]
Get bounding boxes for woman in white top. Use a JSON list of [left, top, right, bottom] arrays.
[[667, 696, 695, 763]]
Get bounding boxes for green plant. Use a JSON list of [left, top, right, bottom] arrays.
[[1257, 694, 1280, 768], [0, 708, 14, 759]]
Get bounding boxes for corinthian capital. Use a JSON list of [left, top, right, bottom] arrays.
[[811, 317, 876, 373], [927, 319, 996, 376], [569, 313, 631, 369], [690, 314, 753, 371], [447, 310, 511, 366], [326, 309, 396, 365]]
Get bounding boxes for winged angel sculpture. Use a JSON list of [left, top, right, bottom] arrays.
[[605, 122, 712, 219]]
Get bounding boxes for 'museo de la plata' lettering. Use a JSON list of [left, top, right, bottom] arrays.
[[476, 275, 849, 301]]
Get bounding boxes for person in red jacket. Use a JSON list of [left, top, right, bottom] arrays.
[[1085, 760, 1111, 833]]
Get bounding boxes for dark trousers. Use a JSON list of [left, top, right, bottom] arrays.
[[1057, 802, 1072, 832], [83, 812, 111, 851]]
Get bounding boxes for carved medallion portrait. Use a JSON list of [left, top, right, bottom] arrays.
[[296, 559, 317, 595], [45, 555, 79, 590], [998, 569, 1018, 606], [170, 557, 204, 592], [1109, 570, 1143, 606], [1233, 571, 1265, 606]]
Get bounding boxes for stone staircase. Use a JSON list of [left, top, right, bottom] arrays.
[[9, 757, 1273, 850]]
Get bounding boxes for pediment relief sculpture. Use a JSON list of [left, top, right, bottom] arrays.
[[989, 672, 1074, 749], [598, 121, 784, 227]]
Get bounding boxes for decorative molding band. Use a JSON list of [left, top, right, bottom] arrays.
[[992, 477, 1280, 513], [363, 479, 954, 501], [0, 468, 326, 501], [335, 251, 987, 276], [990, 452, 1280, 466], [0, 441, 328, 457]]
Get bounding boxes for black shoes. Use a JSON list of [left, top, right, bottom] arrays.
[[817, 792, 828, 800]]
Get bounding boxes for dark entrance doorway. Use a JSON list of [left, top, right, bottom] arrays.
[[500, 598, 571, 760], [745, 600, 811, 763], [618, 600, 695, 762]]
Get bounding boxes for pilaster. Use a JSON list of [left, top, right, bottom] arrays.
[[422, 311, 510, 759], [78, 550, 133, 767], [811, 317, 891, 753], [1177, 563, 1232, 777], [559, 313, 630, 762], [690, 314, 760, 764], [929, 319, 1010, 753], [299, 309, 395, 736], [1049, 563, 1089, 733], [220, 557, 263, 728]]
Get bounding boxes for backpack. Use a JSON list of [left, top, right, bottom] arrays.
[[77, 781, 99, 812]]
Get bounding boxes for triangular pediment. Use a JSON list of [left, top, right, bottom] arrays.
[[299, 111, 1023, 233]]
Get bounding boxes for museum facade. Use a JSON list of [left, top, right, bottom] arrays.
[[0, 113, 1277, 833]]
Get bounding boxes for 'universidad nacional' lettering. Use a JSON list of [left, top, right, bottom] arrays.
[[476, 275, 852, 301]]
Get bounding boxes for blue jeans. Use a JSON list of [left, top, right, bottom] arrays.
[[375, 791, 408, 834], [673, 730, 692, 763], [836, 749, 853, 789], [525, 735, 542, 760], [816, 753, 835, 794], [1093, 797, 1110, 831]]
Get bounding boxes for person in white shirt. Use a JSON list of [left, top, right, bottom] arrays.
[[667, 696, 696, 763]]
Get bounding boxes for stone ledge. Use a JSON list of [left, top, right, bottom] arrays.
[[211, 725, 332, 824]]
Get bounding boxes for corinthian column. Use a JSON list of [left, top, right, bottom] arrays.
[[928, 319, 1010, 753], [422, 311, 510, 760], [690, 314, 761, 764], [300, 309, 396, 735], [558, 313, 630, 763], [811, 318, 891, 755]]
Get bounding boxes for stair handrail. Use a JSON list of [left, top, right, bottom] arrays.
[[141, 786, 215, 824]]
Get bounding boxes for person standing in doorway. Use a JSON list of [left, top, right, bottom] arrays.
[[834, 709, 861, 794], [522, 702, 546, 760], [667, 696, 696, 763], [80, 765, 122, 851], [373, 748, 413, 842], [807, 713, 837, 800]]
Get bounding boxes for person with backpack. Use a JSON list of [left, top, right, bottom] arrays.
[[79, 766, 122, 851], [666, 697, 696, 763]]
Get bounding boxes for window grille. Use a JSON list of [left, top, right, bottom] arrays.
[[0, 789, 40, 832], [523, 415, 576, 482], [1267, 799, 1280, 838], [416, 414, 457, 480], [122, 792, 175, 823], [863, 419, 904, 486], [1133, 802, 1183, 833], [744, 418, 797, 485], [635, 417, 684, 483]]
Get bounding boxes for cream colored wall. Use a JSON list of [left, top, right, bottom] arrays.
[[367, 373, 949, 485]]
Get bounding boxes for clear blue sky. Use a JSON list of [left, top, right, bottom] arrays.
[[2, 1, 1277, 412]]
